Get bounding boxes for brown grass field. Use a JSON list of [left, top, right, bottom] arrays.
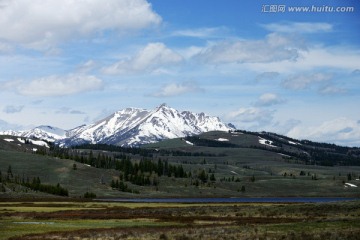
[[1, 200, 360, 240]]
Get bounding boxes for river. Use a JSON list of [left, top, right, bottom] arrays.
[[97, 197, 358, 203]]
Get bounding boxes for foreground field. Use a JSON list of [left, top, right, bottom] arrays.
[[1, 200, 360, 240]]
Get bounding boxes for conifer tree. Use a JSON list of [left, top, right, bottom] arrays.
[[7, 165, 13, 178]]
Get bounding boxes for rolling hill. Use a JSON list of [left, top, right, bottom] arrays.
[[1, 130, 360, 199]]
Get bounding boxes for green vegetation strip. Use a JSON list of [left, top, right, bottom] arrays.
[[0, 201, 249, 212], [0, 202, 103, 213]]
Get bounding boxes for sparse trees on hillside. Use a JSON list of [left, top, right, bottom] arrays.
[[210, 173, 216, 182], [250, 175, 255, 182], [198, 169, 208, 183], [84, 192, 96, 198], [7, 165, 13, 179], [347, 173, 352, 181]]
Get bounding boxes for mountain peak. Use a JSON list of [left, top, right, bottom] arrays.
[[2, 104, 234, 147], [61, 104, 233, 147], [156, 103, 169, 110]]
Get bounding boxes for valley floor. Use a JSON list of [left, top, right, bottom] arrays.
[[1, 200, 359, 240]]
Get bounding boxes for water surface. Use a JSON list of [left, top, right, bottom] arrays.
[[98, 197, 358, 203]]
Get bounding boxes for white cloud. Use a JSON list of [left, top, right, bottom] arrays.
[[31, 100, 43, 105], [3, 105, 24, 114], [0, 0, 161, 50], [172, 27, 230, 38], [1, 74, 103, 97], [0, 42, 12, 53], [255, 72, 280, 81], [228, 107, 275, 128], [76, 60, 97, 74], [103, 42, 183, 75], [282, 73, 333, 90], [318, 85, 347, 95], [245, 47, 360, 73], [177, 46, 204, 60], [262, 22, 333, 33], [298, 48, 360, 71], [152, 81, 204, 97], [287, 117, 360, 146], [196, 33, 305, 64], [272, 119, 302, 135], [255, 93, 285, 107], [55, 107, 86, 115]]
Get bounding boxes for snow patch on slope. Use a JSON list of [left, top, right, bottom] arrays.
[[259, 137, 276, 147], [345, 183, 357, 188], [28, 139, 49, 148], [3, 138, 14, 142], [216, 138, 229, 142], [288, 140, 301, 145]]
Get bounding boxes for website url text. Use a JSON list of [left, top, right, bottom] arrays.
[[261, 5, 355, 13]]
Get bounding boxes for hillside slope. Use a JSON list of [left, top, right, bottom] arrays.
[[1, 132, 360, 198]]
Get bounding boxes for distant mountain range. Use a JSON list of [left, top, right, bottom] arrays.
[[0, 104, 234, 147]]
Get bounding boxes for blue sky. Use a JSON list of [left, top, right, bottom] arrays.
[[0, 0, 359, 146]]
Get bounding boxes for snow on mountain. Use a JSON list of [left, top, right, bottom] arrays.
[[0, 125, 67, 143], [60, 103, 234, 147], [0, 130, 22, 136], [62, 107, 152, 145], [28, 139, 50, 148], [21, 126, 67, 142], [1, 104, 235, 147]]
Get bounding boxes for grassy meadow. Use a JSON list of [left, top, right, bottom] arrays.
[[1, 132, 360, 239], [0, 200, 359, 239]]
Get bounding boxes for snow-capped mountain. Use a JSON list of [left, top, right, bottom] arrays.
[[60, 103, 234, 147], [22, 125, 67, 142], [0, 125, 67, 143], [1, 104, 234, 147]]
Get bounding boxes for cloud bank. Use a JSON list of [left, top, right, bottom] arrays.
[[0, 0, 161, 50], [103, 42, 183, 75], [1, 74, 103, 97]]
